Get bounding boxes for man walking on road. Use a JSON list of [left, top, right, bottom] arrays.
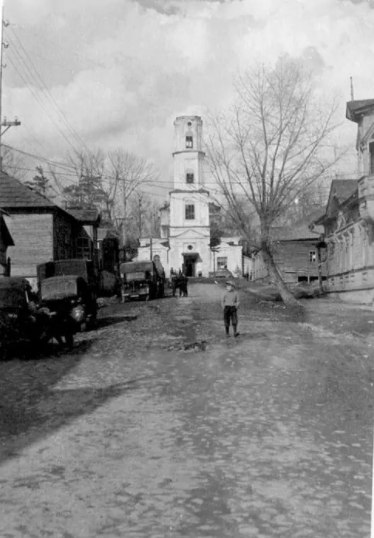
[[221, 280, 240, 337]]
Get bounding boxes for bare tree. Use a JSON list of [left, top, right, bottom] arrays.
[[127, 190, 161, 240], [206, 58, 339, 305], [107, 149, 158, 237], [58, 148, 158, 244], [1, 146, 27, 181]]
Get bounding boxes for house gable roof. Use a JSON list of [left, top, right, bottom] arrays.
[[0, 171, 56, 209], [66, 207, 101, 225], [0, 211, 14, 246], [313, 179, 358, 226], [346, 100, 374, 123], [271, 223, 320, 241], [325, 179, 358, 218]]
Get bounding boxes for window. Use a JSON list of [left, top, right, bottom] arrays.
[[217, 256, 228, 269], [76, 236, 91, 259], [186, 136, 193, 148], [309, 250, 316, 263], [186, 172, 194, 184], [185, 204, 195, 220], [370, 141, 374, 174]]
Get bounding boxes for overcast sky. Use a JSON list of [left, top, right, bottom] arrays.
[[3, 0, 374, 197]]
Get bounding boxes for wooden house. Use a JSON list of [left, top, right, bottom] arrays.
[[314, 178, 374, 302], [65, 207, 101, 263], [252, 219, 326, 284], [0, 208, 13, 276], [313, 99, 374, 303], [0, 171, 91, 282]]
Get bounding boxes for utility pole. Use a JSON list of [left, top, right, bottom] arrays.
[[0, 2, 21, 171], [0, 0, 5, 170], [137, 192, 143, 238]]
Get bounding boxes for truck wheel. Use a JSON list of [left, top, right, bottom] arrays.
[[65, 332, 74, 349]]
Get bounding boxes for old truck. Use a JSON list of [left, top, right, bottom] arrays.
[[120, 260, 165, 302]]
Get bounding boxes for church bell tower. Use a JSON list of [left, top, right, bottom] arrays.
[[168, 116, 211, 276]]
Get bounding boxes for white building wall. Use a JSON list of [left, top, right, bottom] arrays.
[[173, 153, 205, 189], [212, 240, 243, 276], [169, 192, 210, 229], [173, 116, 203, 153], [137, 243, 170, 276], [169, 233, 211, 276], [138, 115, 243, 279]]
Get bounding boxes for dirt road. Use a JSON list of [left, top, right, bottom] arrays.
[[0, 283, 372, 537]]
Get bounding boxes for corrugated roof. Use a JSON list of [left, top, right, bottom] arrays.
[[346, 99, 374, 123], [0, 171, 55, 209]]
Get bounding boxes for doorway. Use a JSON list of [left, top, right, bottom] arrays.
[[183, 254, 198, 277]]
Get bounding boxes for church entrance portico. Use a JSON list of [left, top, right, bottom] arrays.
[[183, 253, 199, 276]]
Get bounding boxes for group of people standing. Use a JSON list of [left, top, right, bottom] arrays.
[[170, 269, 188, 297]]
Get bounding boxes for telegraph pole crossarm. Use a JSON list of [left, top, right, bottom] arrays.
[[1, 117, 21, 136]]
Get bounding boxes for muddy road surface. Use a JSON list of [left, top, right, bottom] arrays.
[[0, 282, 373, 537]]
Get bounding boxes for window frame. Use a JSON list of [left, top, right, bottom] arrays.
[[186, 172, 194, 184], [185, 135, 193, 149], [185, 204, 195, 220], [369, 141, 374, 174], [217, 256, 228, 269]]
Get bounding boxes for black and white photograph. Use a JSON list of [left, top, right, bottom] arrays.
[[0, 0, 373, 536]]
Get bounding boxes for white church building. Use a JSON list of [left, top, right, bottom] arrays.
[[137, 115, 242, 277]]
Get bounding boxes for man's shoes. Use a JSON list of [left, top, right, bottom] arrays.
[[234, 332, 240, 337]]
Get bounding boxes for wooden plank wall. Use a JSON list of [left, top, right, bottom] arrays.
[[273, 241, 320, 282], [4, 213, 53, 277], [53, 211, 77, 260]]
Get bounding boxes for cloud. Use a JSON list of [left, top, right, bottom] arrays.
[[3, 0, 374, 184]]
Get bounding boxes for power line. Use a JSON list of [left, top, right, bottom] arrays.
[[4, 29, 82, 155], [6, 51, 80, 155], [2, 143, 77, 172], [8, 26, 89, 153]]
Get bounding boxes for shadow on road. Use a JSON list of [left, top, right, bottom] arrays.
[[0, 336, 140, 466], [95, 314, 138, 329]]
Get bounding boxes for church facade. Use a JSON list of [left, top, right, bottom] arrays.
[[137, 115, 242, 277]]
